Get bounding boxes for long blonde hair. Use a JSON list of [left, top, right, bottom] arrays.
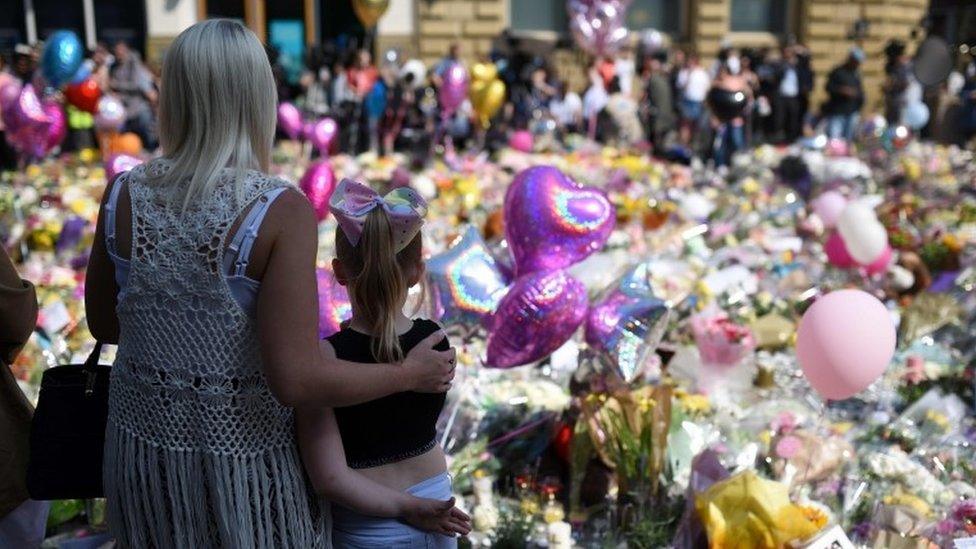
[[335, 210, 423, 363], [155, 19, 276, 209]]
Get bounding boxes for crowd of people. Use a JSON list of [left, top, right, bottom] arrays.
[[2, 33, 975, 171]]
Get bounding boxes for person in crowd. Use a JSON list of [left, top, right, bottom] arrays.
[[774, 45, 803, 143], [676, 53, 711, 146], [298, 179, 464, 548], [640, 53, 675, 152], [883, 40, 912, 125], [300, 50, 332, 118], [792, 43, 815, 134], [961, 60, 976, 145], [823, 48, 865, 141], [583, 64, 609, 140], [381, 71, 417, 155], [604, 76, 644, 147], [614, 44, 637, 96], [10, 44, 36, 85], [84, 20, 467, 547], [549, 81, 583, 136], [109, 41, 158, 151], [431, 42, 461, 89], [0, 247, 45, 548], [710, 61, 752, 167]]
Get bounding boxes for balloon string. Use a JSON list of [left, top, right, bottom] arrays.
[[487, 416, 551, 448]]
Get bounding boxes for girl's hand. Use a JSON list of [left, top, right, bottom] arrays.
[[403, 332, 456, 393], [401, 496, 472, 537]]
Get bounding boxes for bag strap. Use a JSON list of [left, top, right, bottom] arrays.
[[83, 342, 104, 369]]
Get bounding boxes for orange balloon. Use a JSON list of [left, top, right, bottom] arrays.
[[107, 132, 143, 156]]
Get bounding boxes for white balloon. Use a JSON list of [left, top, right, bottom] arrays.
[[400, 59, 427, 89], [837, 203, 888, 264]]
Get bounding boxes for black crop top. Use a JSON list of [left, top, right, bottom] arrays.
[[328, 319, 449, 469]]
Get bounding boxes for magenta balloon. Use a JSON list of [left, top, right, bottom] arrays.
[[509, 130, 533, 153], [316, 266, 352, 338], [277, 102, 303, 139], [438, 62, 468, 116], [105, 153, 144, 180], [0, 80, 22, 114], [567, 0, 632, 57], [94, 94, 126, 132], [4, 85, 53, 158], [300, 160, 337, 222], [309, 117, 339, 157], [862, 245, 892, 276], [824, 231, 856, 269], [504, 165, 615, 275], [42, 99, 66, 152], [796, 289, 895, 400], [485, 269, 587, 368]]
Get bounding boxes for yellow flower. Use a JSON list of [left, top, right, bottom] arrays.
[[798, 504, 830, 530], [678, 393, 711, 415], [924, 410, 950, 432], [883, 489, 931, 517]]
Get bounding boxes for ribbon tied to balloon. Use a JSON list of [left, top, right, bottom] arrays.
[[469, 63, 506, 128], [567, 0, 632, 57]]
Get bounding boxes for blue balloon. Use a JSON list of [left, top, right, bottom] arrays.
[[69, 59, 94, 85], [902, 101, 930, 130], [42, 31, 84, 88]]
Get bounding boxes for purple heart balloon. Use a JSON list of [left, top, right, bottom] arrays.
[[42, 99, 66, 153], [0, 80, 22, 114], [277, 102, 303, 140], [485, 269, 587, 368], [317, 266, 352, 338], [5, 85, 53, 158], [300, 160, 337, 222], [438, 62, 468, 116], [105, 153, 144, 180], [504, 165, 615, 275], [567, 0, 631, 57], [308, 117, 339, 157]]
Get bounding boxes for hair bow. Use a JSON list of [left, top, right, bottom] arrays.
[[329, 179, 428, 251]]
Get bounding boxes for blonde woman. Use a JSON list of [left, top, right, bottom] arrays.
[[85, 20, 467, 547]]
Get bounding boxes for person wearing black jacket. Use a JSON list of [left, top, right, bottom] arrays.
[[823, 48, 866, 141]]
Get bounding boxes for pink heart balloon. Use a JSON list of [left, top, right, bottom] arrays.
[[438, 62, 468, 116], [300, 160, 337, 222], [42, 99, 66, 153], [277, 102, 302, 140], [485, 269, 587, 368], [504, 165, 615, 275], [105, 153, 144, 180], [5, 85, 52, 158], [316, 266, 351, 338], [308, 117, 339, 157]]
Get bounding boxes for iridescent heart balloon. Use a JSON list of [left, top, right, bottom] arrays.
[[105, 153, 144, 180], [277, 101, 303, 140], [4, 85, 52, 158], [317, 266, 352, 338], [428, 225, 509, 332], [504, 165, 615, 275], [585, 263, 670, 382], [308, 117, 339, 157], [485, 269, 587, 368], [567, 0, 632, 57], [300, 160, 337, 222]]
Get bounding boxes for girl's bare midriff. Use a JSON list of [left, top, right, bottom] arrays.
[[357, 446, 448, 492]]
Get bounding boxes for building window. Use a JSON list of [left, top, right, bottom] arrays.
[[730, 0, 787, 33], [627, 0, 681, 34], [511, 0, 567, 33]]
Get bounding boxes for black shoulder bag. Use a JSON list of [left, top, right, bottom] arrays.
[[27, 342, 109, 500]]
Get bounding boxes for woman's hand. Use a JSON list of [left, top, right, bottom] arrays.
[[402, 332, 456, 393], [401, 496, 472, 537]]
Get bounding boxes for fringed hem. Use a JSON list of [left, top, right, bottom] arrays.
[[104, 423, 327, 549]]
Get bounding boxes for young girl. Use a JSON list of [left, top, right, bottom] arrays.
[[297, 179, 463, 548]]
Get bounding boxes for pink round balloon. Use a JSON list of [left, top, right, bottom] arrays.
[[277, 102, 303, 140], [42, 99, 66, 153], [796, 289, 895, 400], [509, 130, 533, 153], [485, 269, 587, 368], [300, 160, 337, 222], [105, 153, 144, 180], [504, 165, 615, 275], [308, 117, 339, 157], [94, 94, 126, 132], [813, 191, 847, 228], [567, 0, 632, 57], [825, 138, 850, 157], [316, 266, 351, 338], [824, 231, 855, 269], [861, 245, 892, 276], [438, 62, 468, 116]]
